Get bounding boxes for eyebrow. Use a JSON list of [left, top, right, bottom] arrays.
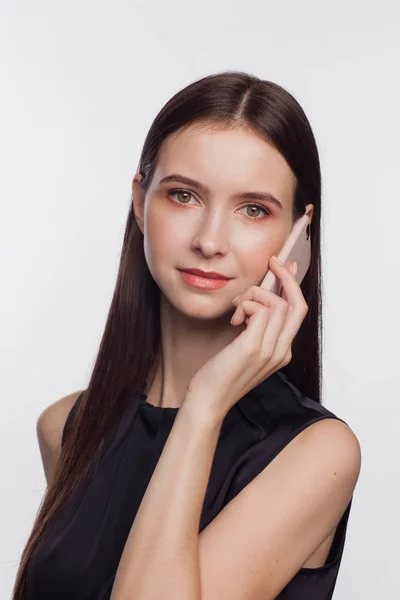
[[158, 174, 283, 210]]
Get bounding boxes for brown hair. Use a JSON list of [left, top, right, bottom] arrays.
[[13, 70, 323, 598]]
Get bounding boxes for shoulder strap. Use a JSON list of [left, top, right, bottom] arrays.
[[61, 391, 84, 447]]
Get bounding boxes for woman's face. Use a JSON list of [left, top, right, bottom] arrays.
[[132, 124, 313, 323]]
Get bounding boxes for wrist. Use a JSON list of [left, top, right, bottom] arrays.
[[182, 391, 225, 430]]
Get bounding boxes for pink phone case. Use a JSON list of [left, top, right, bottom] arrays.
[[260, 214, 311, 296]]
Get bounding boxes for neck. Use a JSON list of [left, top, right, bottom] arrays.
[[144, 293, 245, 409]]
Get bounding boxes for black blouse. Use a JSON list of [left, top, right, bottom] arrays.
[[27, 371, 353, 599]]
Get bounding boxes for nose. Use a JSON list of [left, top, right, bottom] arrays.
[[190, 211, 230, 257]]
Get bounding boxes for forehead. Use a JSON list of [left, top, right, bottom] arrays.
[[154, 124, 296, 208]]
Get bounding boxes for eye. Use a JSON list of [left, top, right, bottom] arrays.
[[167, 189, 272, 220], [239, 204, 271, 219], [168, 189, 196, 205]]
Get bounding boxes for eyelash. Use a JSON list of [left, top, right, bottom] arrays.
[[166, 189, 272, 220]]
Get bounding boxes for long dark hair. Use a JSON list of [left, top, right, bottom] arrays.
[[13, 70, 323, 598]]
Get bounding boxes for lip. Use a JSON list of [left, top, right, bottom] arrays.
[[178, 270, 231, 290], [179, 269, 231, 280]]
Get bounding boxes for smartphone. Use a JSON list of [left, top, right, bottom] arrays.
[[260, 213, 311, 297]]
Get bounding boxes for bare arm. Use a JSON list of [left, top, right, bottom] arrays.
[[36, 391, 83, 485], [110, 400, 220, 600], [110, 395, 360, 600]]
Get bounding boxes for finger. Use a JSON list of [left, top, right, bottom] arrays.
[[231, 299, 271, 354], [242, 269, 294, 321], [266, 256, 307, 313], [259, 296, 291, 357], [234, 294, 304, 373], [231, 284, 288, 325], [268, 305, 304, 366], [281, 262, 296, 302], [238, 298, 289, 367], [231, 264, 306, 366], [266, 287, 308, 364], [232, 260, 300, 312]]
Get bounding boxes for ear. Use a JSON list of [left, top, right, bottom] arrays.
[[132, 173, 145, 234], [304, 203, 314, 224]]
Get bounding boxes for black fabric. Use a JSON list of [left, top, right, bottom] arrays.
[[27, 371, 353, 599]]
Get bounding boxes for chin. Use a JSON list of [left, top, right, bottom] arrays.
[[163, 291, 232, 322]]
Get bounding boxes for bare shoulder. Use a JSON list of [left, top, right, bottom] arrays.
[[278, 417, 362, 518], [36, 390, 83, 484], [297, 417, 362, 478], [282, 417, 362, 490]]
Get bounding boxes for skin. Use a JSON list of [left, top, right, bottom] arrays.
[[132, 123, 314, 408], [37, 123, 359, 600], [110, 131, 360, 599]]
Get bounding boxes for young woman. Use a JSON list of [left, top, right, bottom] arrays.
[[14, 70, 361, 600]]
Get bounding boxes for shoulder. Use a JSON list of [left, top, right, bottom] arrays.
[[246, 369, 361, 480], [36, 390, 83, 484], [260, 416, 361, 542], [293, 417, 362, 485], [249, 370, 354, 430], [198, 414, 360, 599]]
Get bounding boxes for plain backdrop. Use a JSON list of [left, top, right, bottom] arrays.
[[1, 1, 399, 598]]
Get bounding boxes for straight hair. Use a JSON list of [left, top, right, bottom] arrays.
[[13, 70, 323, 598]]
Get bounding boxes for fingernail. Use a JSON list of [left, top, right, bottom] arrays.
[[271, 255, 283, 265]]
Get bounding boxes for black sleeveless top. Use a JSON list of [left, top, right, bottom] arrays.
[[27, 371, 353, 599]]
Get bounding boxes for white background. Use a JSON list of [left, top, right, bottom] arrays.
[[1, 1, 399, 598]]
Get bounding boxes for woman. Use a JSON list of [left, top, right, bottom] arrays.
[[14, 70, 361, 600]]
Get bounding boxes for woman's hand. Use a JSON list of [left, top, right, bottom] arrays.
[[184, 255, 309, 422]]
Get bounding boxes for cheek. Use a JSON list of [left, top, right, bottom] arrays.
[[143, 204, 185, 270], [236, 236, 283, 281], [242, 248, 270, 278]]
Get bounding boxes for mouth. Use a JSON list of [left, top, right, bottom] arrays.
[[177, 269, 232, 290], [179, 268, 232, 280]]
